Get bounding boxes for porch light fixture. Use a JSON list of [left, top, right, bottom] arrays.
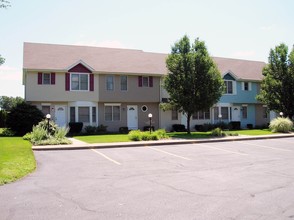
[[218, 114, 222, 122], [46, 114, 51, 133], [279, 112, 283, 117], [148, 113, 153, 134]]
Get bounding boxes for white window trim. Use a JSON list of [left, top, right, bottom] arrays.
[[142, 76, 149, 87], [104, 104, 121, 121], [224, 80, 236, 95], [120, 75, 128, 91], [68, 101, 98, 125], [70, 73, 89, 92], [242, 82, 252, 91]]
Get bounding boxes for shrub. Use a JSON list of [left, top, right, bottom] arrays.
[[0, 110, 7, 128], [84, 126, 97, 135], [155, 129, 168, 139], [141, 132, 152, 141], [211, 127, 224, 137], [247, 124, 253, 129], [6, 102, 44, 136], [172, 124, 186, 132], [119, 127, 129, 134], [68, 122, 83, 134], [128, 130, 142, 141], [269, 117, 293, 133], [0, 128, 15, 137], [96, 124, 107, 134], [228, 121, 241, 130], [24, 119, 70, 145]]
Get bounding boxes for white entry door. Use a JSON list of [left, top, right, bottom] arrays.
[[55, 105, 67, 127], [127, 105, 138, 130], [232, 106, 241, 121]]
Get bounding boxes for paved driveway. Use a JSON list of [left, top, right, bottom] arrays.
[[1, 138, 294, 220]]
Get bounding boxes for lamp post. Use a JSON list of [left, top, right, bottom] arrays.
[[218, 114, 222, 123], [46, 114, 51, 134], [279, 112, 283, 118], [148, 113, 152, 134]]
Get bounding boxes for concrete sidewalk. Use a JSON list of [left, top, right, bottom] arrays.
[[32, 133, 294, 151]]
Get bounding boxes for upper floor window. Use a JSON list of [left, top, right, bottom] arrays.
[[120, 76, 127, 91], [224, 80, 233, 94], [71, 73, 88, 91], [106, 75, 114, 91], [38, 72, 55, 85], [242, 82, 252, 91], [138, 76, 153, 87]]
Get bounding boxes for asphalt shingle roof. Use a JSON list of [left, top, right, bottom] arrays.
[[23, 42, 266, 80]]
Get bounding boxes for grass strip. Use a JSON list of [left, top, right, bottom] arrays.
[[0, 137, 36, 185]]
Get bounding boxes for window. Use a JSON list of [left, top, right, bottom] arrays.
[[70, 107, 75, 122], [142, 76, 149, 87], [224, 80, 233, 94], [192, 110, 210, 120], [106, 75, 114, 91], [263, 106, 268, 118], [171, 107, 178, 120], [71, 74, 89, 91], [105, 105, 121, 121], [221, 107, 229, 120], [41, 106, 50, 115], [120, 76, 127, 91], [141, 105, 148, 112], [92, 107, 96, 123], [242, 106, 248, 119], [43, 73, 51, 85], [78, 107, 90, 123], [242, 82, 251, 91]]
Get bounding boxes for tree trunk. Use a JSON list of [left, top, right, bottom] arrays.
[[186, 113, 191, 134]]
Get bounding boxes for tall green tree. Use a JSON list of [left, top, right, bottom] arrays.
[[0, 96, 24, 111], [164, 35, 224, 134], [0, 0, 10, 8], [0, 55, 4, 66], [257, 43, 294, 119]]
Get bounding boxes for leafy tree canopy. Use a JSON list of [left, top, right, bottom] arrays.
[[257, 43, 294, 119], [0, 96, 24, 111], [6, 102, 44, 136], [164, 35, 224, 133], [0, 0, 10, 8], [0, 55, 4, 66]]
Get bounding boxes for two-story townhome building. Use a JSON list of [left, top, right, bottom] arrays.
[[23, 42, 166, 131], [160, 58, 269, 130], [23, 42, 268, 132]]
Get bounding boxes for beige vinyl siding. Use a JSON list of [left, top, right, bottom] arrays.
[[99, 75, 160, 102], [25, 71, 99, 102]]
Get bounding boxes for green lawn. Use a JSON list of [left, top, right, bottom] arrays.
[[167, 131, 212, 139], [228, 129, 274, 136], [75, 134, 131, 143], [0, 137, 36, 185]]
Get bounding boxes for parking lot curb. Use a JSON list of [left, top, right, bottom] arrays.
[[32, 133, 294, 151]]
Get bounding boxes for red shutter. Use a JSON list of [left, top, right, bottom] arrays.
[[51, 72, 55, 85], [90, 74, 94, 91], [149, 76, 153, 87], [138, 76, 142, 87], [65, 73, 70, 91], [38, 72, 42, 84]]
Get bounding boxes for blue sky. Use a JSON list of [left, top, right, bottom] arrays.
[[1, 0, 294, 97]]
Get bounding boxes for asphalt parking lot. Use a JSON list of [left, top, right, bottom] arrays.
[[1, 138, 294, 220]]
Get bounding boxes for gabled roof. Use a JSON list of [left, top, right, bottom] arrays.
[[23, 42, 266, 80]]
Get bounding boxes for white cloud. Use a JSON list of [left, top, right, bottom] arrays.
[[260, 25, 275, 31], [0, 65, 24, 97], [74, 40, 128, 49]]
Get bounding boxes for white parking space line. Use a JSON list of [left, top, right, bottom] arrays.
[[242, 141, 293, 152], [197, 144, 248, 156], [90, 149, 121, 165], [148, 147, 192, 161]]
